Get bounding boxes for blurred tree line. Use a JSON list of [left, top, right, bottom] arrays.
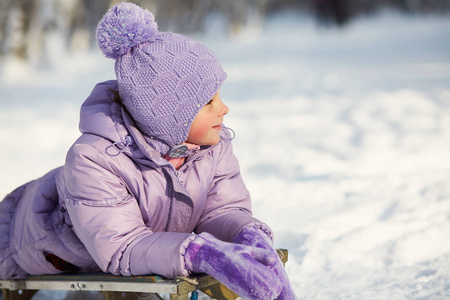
[[0, 0, 448, 64]]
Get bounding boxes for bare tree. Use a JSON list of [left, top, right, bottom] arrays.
[[0, 0, 448, 62], [0, 0, 14, 57]]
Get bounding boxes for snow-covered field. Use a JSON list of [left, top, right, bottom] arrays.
[[1, 10, 450, 299]]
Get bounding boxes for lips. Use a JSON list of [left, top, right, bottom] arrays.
[[212, 124, 222, 130]]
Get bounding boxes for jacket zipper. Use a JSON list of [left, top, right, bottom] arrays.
[[163, 142, 220, 231]]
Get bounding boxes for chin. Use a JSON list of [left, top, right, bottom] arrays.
[[203, 139, 220, 146]]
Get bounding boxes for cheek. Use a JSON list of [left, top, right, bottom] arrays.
[[188, 118, 208, 140], [188, 125, 202, 140], [191, 112, 212, 132]]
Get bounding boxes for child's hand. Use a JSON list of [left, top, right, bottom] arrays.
[[233, 225, 297, 300], [185, 232, 282, 300]]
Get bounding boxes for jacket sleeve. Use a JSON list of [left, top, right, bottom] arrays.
[[194, 137, 270, 242], [60, 141, 195, 278]]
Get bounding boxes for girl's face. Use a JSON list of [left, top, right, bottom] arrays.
[[186, 91, 229, 146]]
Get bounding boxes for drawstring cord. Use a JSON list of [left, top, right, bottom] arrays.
[[222, 125, 235, 141], [105, 135, 134, 156]]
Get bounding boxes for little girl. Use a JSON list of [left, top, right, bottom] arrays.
[[0, 3, 295, 299]]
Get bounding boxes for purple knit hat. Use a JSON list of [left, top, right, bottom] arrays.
[[96, 2, 227, 155]]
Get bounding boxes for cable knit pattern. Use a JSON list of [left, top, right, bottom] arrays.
[[97, 3, 227, 155]]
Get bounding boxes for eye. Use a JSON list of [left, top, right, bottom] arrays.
[[206, 99, 213, 105]]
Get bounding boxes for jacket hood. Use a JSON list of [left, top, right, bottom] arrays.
[[79, 80, 124, 144], [79, 80, 171, 164]]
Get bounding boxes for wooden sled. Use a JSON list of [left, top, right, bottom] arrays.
[[0, 249, 288, 300]]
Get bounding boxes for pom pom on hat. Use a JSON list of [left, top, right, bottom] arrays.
[[97, 2, 158, 59]]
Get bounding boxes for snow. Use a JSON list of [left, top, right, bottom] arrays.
[[1, 10, 450, 300]]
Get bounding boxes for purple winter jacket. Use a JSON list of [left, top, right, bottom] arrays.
[[0, 80, 266, 279]]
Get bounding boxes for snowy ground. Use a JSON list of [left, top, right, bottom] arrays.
[[1, 10, 450, 300]]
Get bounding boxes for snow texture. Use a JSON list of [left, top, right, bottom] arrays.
[[1, 11, 450, 300]]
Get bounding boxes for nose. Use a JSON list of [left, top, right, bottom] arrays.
[[219, 103, 229, 117], [221, 103, 229, 116], [218, 98, 229, 116]]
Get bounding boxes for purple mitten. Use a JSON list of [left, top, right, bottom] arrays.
[[234, 225, 297, 300], [185, 232, 282, 300]]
